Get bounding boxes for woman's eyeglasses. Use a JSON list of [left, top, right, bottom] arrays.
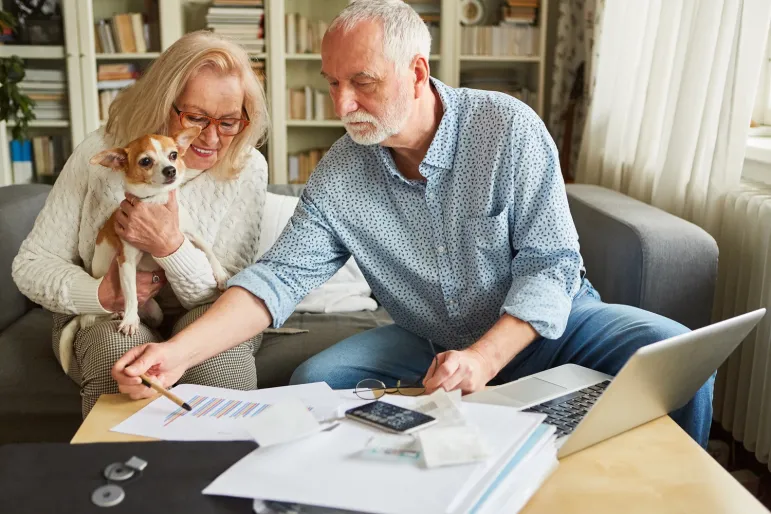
[[172, 104, 250, 136]]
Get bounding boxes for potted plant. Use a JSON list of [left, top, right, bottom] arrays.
[[0, 9, 36, 141]]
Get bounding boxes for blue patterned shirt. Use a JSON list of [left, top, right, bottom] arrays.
[[228, 78, 583, 350]]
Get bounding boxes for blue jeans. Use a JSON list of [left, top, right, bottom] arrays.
[[290, 279, 715, 448]]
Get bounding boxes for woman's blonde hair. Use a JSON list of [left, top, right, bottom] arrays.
[[105, 30, 269, 180]]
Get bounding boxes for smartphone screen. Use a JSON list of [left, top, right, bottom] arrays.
[[345, 401, 437, 434]]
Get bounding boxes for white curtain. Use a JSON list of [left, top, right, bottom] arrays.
[[576, 0, 771, 234]]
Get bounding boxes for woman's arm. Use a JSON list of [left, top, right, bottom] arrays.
[[153, 149, 267, 309], [11, 133, 112, 315]]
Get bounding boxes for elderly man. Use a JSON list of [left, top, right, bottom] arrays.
[[113, 0, 714, 446]]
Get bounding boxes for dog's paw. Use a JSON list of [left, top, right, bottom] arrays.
[[117, 314, 140, 337], [215, 272, 229, 292]]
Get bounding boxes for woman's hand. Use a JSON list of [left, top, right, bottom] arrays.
[[111, 341, 191, 400], [97, 257, 167, 312], [115, 190, 185, 258]]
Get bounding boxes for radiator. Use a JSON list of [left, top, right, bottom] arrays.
[[712, 182, 771, 471]]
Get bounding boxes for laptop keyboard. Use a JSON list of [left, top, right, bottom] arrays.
[[522, 380, 611, 438]]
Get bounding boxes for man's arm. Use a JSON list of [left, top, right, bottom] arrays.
[[425, 113, 581, 394], [112, 190, 351, 397]]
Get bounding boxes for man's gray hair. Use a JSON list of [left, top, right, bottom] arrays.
[[328, 0, 432, 70]]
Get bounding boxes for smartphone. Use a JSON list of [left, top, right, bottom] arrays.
[[345, 401, 437, 434]]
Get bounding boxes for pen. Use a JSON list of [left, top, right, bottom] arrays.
[[140, 373, 192, 411]]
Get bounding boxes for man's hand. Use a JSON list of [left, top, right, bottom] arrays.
[[111, 342, 190, 400], [97, 257, 167, 312], [422, 348, 496, 395]]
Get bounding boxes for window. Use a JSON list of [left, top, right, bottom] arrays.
[[745, 25, 771, 180], [751, 24, 771, 129]]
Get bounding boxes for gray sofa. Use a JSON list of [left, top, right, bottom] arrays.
[[0, 183, 718, 443]]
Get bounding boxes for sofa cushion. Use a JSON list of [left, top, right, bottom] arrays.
[[0, 184, 52, 332], [255, 308, 393, 388], [0, 308, 82, 442], [0, 308, 80, 416]]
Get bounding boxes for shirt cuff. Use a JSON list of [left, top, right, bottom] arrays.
[[153, 236, 199, 278], [226, 263, 296, 328], [500, 276, 573, 340], [70, 273, 112, 315]]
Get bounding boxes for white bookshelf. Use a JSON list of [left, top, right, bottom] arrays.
[[1, 0, 550, 187], [0, 0, 84, 186]]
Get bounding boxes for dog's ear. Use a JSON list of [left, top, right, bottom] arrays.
[[89, 148, 128, 171], [173, 127, 202, 153]]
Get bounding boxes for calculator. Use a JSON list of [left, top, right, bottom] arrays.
[[345, 401, 437, 434]]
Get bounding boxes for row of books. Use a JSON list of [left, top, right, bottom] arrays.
[[96, 63, 141, 120], [461, 73, 538, 110], [404, 0, 440, 24], [9, 136, 71, 185], [285, 13, 327, 55], [288, 148, 329, 184], [206, 5, 265, 55], [94, 13, 154, 54], [460, 24, 540, 56], [19, 68, 68, 122], [252, 60, 266, 91], [503, 0, 540, 25], [402, 1, 441, 54], [287, 87, 336, 121]]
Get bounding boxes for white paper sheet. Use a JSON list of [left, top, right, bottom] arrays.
[[110, 382, 339, 441], [246, 398, 323, 447], [203, 402, 544, 514]]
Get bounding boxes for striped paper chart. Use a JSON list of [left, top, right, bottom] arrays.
[[163, 395, 270, 426], [110, 382, 340, 441]]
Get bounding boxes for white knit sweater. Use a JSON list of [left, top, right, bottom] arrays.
[[12, 129, 267, 315]]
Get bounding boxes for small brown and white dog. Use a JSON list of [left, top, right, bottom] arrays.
[[58, 127, 229, 370]]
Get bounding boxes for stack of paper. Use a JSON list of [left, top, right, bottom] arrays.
[[113, 385, 558, 513], [203, 396, 557, 513]]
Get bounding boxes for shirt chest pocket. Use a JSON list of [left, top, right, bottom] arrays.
[[462, 208, 512, 288]]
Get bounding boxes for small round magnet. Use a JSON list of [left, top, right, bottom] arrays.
[[91, 484, 125, 507], [103, 462, 134, 481]]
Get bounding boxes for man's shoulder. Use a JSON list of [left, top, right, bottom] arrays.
[[455, 86, 543, 134]]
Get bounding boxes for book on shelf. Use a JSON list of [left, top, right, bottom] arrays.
[[206, 5, 265, 54], [403, 0, 441, 54], [461, 24, 539, 56], [285, 13, 327, 54], [94, 13, 152, 54], [502, 0, 540, 24], [213, 0, 263, 5], [20, 67, 68, 122], [461, 72, 538, 111], [286, 87, 336, 121], [10, 135, 71, 185], [251, 60, 266, 91], [96, 64, 141, 120], [288, 148, 328, 184]]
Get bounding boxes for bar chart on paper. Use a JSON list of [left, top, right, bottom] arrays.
[[164, 395, 269, 426], [110, 382, 339, 441]]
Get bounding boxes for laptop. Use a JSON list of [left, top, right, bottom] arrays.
[[464, 308, 766, 458]]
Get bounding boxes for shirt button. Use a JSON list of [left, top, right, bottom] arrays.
[[448, 299, 456, 306], [437, 245, 446, 254], [427, 192, 435, 200]]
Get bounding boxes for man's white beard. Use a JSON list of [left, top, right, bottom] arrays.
[[342, 86, 413, 145]]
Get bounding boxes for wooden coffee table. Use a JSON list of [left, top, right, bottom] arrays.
[[72, 393, 769, 514]]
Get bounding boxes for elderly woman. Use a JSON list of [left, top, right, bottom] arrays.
[[12, 30, 269, 417]]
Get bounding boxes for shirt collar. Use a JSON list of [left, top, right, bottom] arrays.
[[372, 77, 459, 180], [421, 77, 459, 173]]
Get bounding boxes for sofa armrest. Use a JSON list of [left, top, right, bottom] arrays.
[[0, 184, 52, 331], [566, 184, 718, 329]]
